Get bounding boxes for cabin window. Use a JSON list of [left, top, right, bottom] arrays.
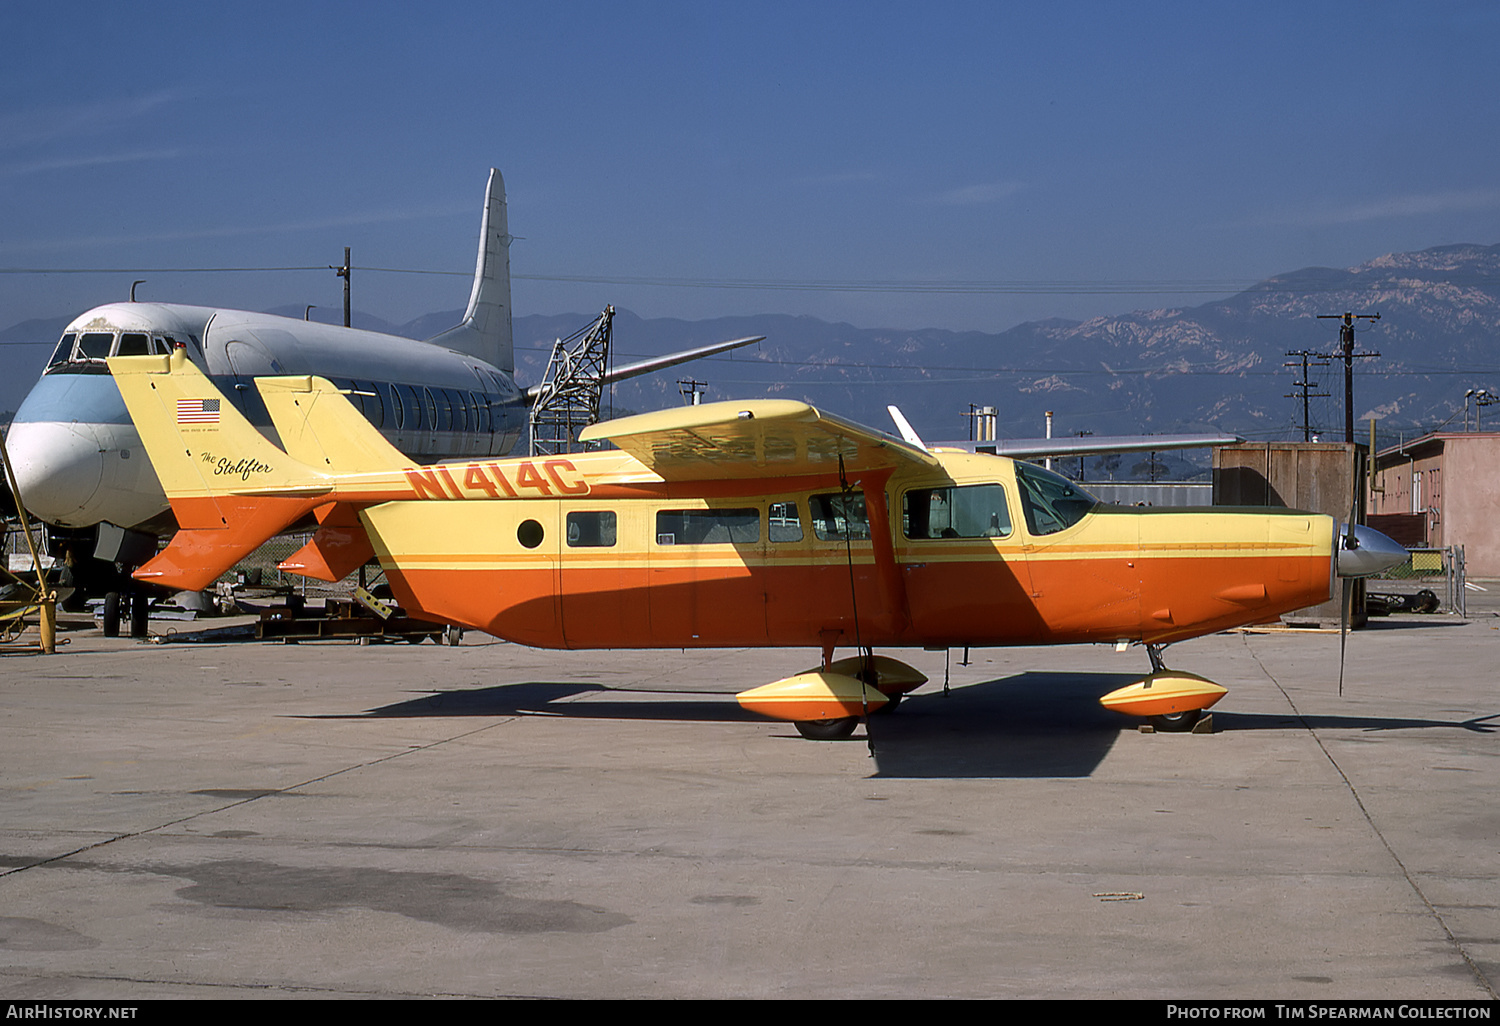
[[1014, 463, 1097, 536], [115, 333, 151, 356], [474, 393, 491, 434], [768, 501, 803, 542], [421, 388, 438, 431], [340, 380, 375, 428], [387, 384, 404, 429], [76, 332, 114, 360], [810, 492, 870, 542], [517, 519, 545, 549], [903, 484, 1011, 539], [566, 511, 617, 548], [395, 384, 422, 431], [47, 334, 75, 369], [444, 389, 466, 432], [655, 508, 759, 545]]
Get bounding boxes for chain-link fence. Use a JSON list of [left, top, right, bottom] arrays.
[[1369, 544, 1466, 617]]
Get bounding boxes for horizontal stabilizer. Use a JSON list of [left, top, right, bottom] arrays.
[[257, 375, 407, 474]]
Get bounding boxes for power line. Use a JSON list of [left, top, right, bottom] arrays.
[[2, 264, 1498, 296]]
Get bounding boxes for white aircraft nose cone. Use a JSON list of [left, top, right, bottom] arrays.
[[1336, 523, 1409, 578], [6, 420, 106, 526]]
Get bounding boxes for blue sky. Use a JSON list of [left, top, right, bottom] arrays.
[[3, 1, 1499, 333]]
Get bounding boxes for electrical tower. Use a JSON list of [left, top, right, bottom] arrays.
[[529, 306, 615, 456]]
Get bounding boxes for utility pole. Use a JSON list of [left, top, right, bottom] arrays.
[[1315, 311, 1380, 444], [677, 378, 707, 405], [332, 247, 351, 328], [1284, 350, 1330, 442], [1074, 430, 1093, 481]]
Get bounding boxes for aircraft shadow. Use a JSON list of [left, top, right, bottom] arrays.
[[306, 677, 1497, 780], [321, 681, 768, 724], [864, 671, 1139, 779]]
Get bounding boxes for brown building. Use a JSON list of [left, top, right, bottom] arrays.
[[1371, 432, 1500, 577], [1212, 441, 1366, 622]]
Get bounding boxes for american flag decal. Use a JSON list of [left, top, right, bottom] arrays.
[[176, 398, 220, 424]]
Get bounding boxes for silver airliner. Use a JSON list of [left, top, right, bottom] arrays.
[[7, 169, 759, 588]]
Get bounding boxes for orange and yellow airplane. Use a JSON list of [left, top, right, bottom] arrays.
[[105, 349, 1406, 738]]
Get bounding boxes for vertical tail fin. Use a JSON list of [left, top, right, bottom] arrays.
[[107, 350, 332, 590], [256, 375, 407, 474], [424, 168, 513, 373]]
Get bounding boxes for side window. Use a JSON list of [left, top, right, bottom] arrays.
[[445, 389, 467, 432], [656, 508, 760, 545], [387, 384, 404, 430], [1015, 463, 1098, 536], [903, 484, 1011, 539], [768, 501, 803, 542], [566, 511, 617, 547], [47, 334, 76, 369], [810, 492, 869, 541], [357, 381, 383, 429], [396, 384, 422, 430]]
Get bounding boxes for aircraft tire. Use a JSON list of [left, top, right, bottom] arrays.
[[129, 591, 149, 639], [101, 591, 121, 638], [871, 692, 902, 714], [1149, 709, 1202, 733], [794, 717, 859, 741]]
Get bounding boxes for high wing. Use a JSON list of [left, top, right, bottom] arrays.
[[577, 399, 941, 481], [941, 432, 1243, 458]]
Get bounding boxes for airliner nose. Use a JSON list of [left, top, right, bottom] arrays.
[[6, 420, 106, 525], [1335, 522, 1408, 578]]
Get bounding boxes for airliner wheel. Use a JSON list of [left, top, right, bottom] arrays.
[[1149, 709, 1203, 733], [794, 717, 859, 740]]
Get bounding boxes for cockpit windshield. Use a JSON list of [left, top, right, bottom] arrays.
[[45, 331, 177, 372], [1014, 462, 1098, 536]]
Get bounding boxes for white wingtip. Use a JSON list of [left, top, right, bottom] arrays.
[[887, 405, 929, 452]]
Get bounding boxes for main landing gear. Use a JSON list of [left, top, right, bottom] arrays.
[[735, 651, 930, 741], [1097, 643, 1227, 732]]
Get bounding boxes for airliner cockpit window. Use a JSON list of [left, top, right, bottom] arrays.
[[1014, 462, 1098, 536], [116, 333, 151, 356], [76, 332, 114, 360], [47, 334, 75, 369]]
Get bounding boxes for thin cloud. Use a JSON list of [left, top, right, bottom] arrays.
[[0, 92, 177, 152], [0, 204, 471, 256], [927, 181, 1026, 206], [1, 149, 186, 177], [1232, 188, 1500, 228]]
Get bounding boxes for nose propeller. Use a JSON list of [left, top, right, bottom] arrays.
[[1334, 520, 1407, 696]]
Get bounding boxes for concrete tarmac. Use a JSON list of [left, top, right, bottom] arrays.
[[1, 604, 1497, 1000]]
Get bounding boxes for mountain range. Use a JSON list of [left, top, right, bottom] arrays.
[[3, 242, 1498, 453]]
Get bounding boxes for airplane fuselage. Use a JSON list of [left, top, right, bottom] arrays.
[[8, 302, 526, 532], [350, 448, 1338, 652]]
